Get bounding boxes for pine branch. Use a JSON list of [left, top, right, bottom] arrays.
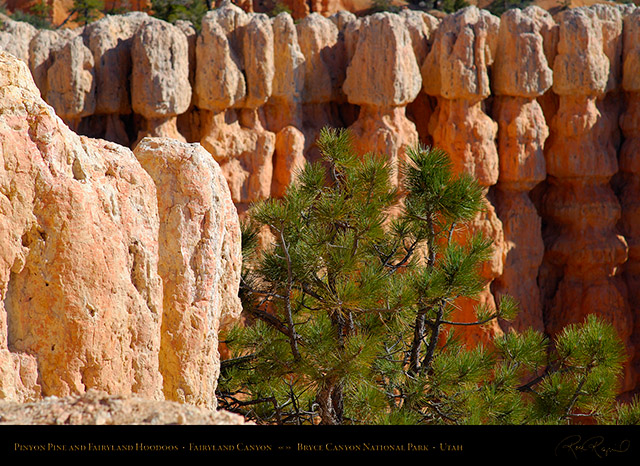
[[219, 354, 256, 371], [279, 228, 301, 361], [244, 305, 297, 341], [419, 300, 446, 376], [439, 313, 499, 326], [563, 363, 595, 421]]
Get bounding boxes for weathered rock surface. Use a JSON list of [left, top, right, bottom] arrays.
[[295, 11, 351, 160], [28, 27, 82, 100], [422, 6, 499, 101], [267, 12, 305, 132], [1, 51, 163, 401], [0, 390, 249, 425], [195, 5, 249, 111], [422, 6, 504, 345], [491, 7, 553, 334], [272, 125, 306, 198], [343, 13, 421, 109], [85, 13, 151, 116], [297, 13, 343, 105], [619, 7, 640, 395], [196, 4, 276, 212], [344, 12, 421, 187], [45, 35, 96, 127], [0, 13, 36, 63], [399, 9, 440, 66], [134, 138, 241, 408], [131, 19, 192, 144], [541, 6, 633, 390], [0, 51, 243, 407], [83, 13, 154, 146]]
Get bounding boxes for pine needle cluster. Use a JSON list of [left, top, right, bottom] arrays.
[[217, 127, 638, 426]]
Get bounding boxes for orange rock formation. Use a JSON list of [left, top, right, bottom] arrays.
[[0, 51, 242, 405]]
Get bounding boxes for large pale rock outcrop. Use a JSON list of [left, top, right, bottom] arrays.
[[343, 13, 422, 108], [491, 7, 553, 334], [28, 27, 82, 100], [194, 7, 247, 112], [421, 6, 504, 345], [134, 138, 242, 408], [3, 5, 640, 395], [343, 12, 421, 187], [297, 13, 343, 105], [85, 12, 151, 114], [0, 51, 243, 407], [268, 12, 306, 131], [0, 51, 163, 401], [540, 7, 632, 389]]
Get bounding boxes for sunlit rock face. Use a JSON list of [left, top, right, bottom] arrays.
[[0, 52, 242, 407]]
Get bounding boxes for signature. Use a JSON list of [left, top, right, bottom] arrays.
[[555, 435, 631, 459]]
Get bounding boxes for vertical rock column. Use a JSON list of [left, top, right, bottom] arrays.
[[267, 12, 307, 198], [541, 8, 631, 387], [342, 12, 422, 188], [134, 137, 242, 409], [491, 7, 554, 333], [617, 8, 640, 392], [45, 35, 96, 132], [85, 13, 151, 146], [421, 7, 505, 345], [195, 5, 276, 214], [591, 5, 625, 155], [400, 9, 440, 147], [296, 13, 347, 161], [29, 28, 83, 102], [131, 18, 192, 146], [0, 53, 45, 402]]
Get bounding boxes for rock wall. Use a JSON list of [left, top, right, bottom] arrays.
[[2, 3, 640, 395], [0, 51, 242, 407]]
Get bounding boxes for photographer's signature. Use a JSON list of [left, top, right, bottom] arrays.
[[555, 435, 631, 459]]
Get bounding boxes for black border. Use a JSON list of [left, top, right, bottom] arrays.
[[1, 424, 638, 460]]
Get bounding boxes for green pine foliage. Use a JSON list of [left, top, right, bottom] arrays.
[[70, 0, 105, 25], [217, 127, 638, 426], [266, 2, 293, 17], [150, 0, 209, 30], [485, 0, 533, 16], [405, 0, 469, 14], [370, 0, 403, 14], [1, 0, 53, 29], [438, 0, 470, 13]]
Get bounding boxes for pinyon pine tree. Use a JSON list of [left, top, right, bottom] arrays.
[[217, 127, 639, 426]]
